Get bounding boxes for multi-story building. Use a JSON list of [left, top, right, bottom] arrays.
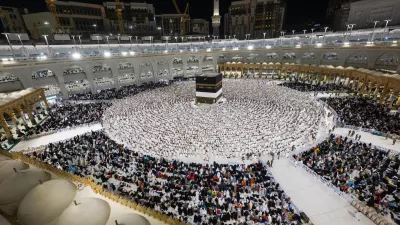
[[0, 6, 28, 33], [159, 14, 190, 37], [326, 0, 350, 29], [332, 2, 350, 31], [224, 13, 230, 37], [103, 1, 157, 36], [191, 19, 209, 35], [347, 0, 400, 30], [53, 1, 109, 35], [23, 1, 110, 37], [227, 0, 285, 40]]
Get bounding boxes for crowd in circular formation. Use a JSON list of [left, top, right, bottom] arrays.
[[29, 130, 304, 225], [103, 80, 326, 163], [296, 134, 400, 222]]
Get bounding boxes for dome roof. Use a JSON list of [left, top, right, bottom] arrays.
[[17, 180, 77, 225], [116, 214, 151, 225], [55, 198, 110, 225], [0, 170, 51, 205], [0, 160, 29, 183]]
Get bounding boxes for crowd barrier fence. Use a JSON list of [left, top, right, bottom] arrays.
[[288, 103, 394, 224]]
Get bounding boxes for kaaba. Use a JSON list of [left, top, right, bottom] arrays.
[[195, 73, 222, 104]]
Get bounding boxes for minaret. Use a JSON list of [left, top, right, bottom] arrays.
[[212, 0, 221, 37]]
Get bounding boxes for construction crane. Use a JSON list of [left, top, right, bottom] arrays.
[[115, 0, 124, 34], [0, 7, 16, 32], [45, 0, 61, 31], [172, 0, 190, 36]]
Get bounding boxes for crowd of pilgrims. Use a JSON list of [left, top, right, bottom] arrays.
[[68, 82, 170, 101], [322, 97, 400, 135], [279, 82, 347, 93], [29, 130, 305, 225], [26, 102, 110, 135], [295, 134, 400, 223], [103, 80, 326, 162]]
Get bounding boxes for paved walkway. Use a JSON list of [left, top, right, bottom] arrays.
[[11, 124, 102, 152], [333, 127, 400, 152], [269, 158, 376, 225]]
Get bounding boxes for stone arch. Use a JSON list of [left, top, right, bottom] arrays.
[[172, 57, 184, 77], [0, 72, 24, 92], [62, 65, 90, 93], [92, 62, 112, 74], [247, 53, 260, 61], [187, 56, 199, 77], [265, 53, 279, 63], [63, 64, 86, 76], [320, 52, 339, 66], [157, 60, 170, 80], [344, 51, 368, 68], [118, 61, 134, 74], [139, 60, 154, 81], [203, 55, 214, 72], [301, 53, 316, 64], [374, 52, 400, 70], [118, 61, 136, 86], [31, 68, 56, 80], [281, 52, 296, 60], [231, 55, 243, 62]]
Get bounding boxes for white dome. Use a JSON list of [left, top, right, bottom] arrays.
[[17, 180, 77, 225], [0, 160, 29, 183], [56, 198, 110, 225], [116, 214, 151, 225], [0, 170, 51, 205]]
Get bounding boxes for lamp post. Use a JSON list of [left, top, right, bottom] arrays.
[[323, 27, 328, 45], [245, 34, 250, 47], [370, 21, 379, 42], [175, 36, 178, 50], [16, 34, 25, 57], [72, 35, 77, 52], [2, 33, 14, 57], [128, 36, 132, 50], [117, 35, 121, 52], [77, 35, 82, 48], [135, 36, 139, 52], [95, 36, 100, 51], [105, 36, 110, 48], [190, 36, 192, 50], [17, 34, 24, 47], [382, 19, 391, 41], [291, 30, 295, 45], [263, 32, 266, 47], [42, 35, 51, 57], [348, 24, 355, 43], [310, 28, 314, 45], [93, 24, 97, 33]]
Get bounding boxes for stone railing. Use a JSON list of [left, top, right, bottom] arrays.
[[0, 150, 188, 225]]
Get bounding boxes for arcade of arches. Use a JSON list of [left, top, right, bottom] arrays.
[[218, 63, 400, 106], [0, 89, 49, 142]]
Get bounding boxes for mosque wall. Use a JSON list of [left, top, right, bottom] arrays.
[[0, 48, 399, 98]]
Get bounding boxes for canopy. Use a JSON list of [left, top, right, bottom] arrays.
[[55, 198, 110, 225], [0, 160, 29, 183], [17, 180, 77, 225]]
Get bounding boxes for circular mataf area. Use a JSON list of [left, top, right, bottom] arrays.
[[103, 80, 325, 163]]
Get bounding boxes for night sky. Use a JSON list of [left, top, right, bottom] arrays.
[[0, 0, 330, 32]]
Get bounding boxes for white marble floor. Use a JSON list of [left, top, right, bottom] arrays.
[[11, 123, 103, 152], [269, 158, 376, 225], [332, 127, 400, 152]]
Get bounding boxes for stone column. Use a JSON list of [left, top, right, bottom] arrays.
[[22, 101, 36, 125], [0, 114, 13, 142], [39, 91, 49, 109]]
